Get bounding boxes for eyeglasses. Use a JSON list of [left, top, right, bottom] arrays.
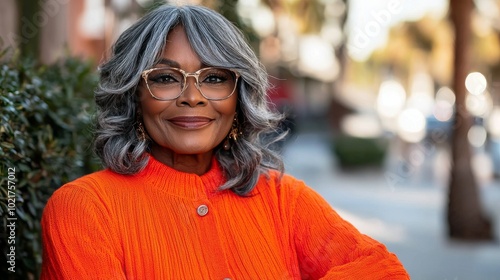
[[141, 67, 240, 101]]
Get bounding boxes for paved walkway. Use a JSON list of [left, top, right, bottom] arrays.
[[282, 128, 500, 280]]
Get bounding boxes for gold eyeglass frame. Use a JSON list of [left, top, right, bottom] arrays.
[[141, 67, 240, 101]]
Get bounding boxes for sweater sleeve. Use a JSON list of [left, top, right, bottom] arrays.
[[292, 182, 409, 280], [40, 183, 125, 280]]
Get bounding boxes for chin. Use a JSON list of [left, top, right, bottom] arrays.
[[173, 145, 214, 155]]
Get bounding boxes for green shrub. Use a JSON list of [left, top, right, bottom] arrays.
[[332, 134, 388, 168], [0, 51, 99, 279]]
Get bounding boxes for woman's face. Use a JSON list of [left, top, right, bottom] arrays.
[[138, 26, 238, 160]]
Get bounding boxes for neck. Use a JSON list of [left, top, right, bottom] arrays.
[[150, 145, 214, 175]]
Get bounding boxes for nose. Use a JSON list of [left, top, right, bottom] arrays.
[[176, 76, 207, 107]]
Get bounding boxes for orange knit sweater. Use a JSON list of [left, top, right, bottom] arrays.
[[41, 156, 409, 279]]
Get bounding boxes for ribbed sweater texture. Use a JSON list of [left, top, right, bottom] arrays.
[[41, 156, 409, 279]]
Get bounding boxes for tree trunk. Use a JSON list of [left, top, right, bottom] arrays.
[[447, 0, 493, 240], [17, 0, 41, 58]]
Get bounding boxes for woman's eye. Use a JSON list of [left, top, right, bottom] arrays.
[[150, 74, 179, 84], [201, 69, 233, 84], [203, 75, 227, 84]]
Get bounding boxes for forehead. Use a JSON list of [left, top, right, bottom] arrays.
[[159, 25, 202, 69]]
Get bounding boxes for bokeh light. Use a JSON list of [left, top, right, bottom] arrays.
[[435, 86, 456, 105], [465, 72, 487, 95], [340, 114, 383, 138], [397, 108, 427, 143], [377, 80, 407, 118], [433, 87, 455, 122], [298, 35, 338, 81], [408, 72, 435, 116], [468, 125, 488, 147], [466, 92, 492, 117]]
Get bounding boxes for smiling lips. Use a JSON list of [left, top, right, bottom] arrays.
[[168, 116, 214, 129]]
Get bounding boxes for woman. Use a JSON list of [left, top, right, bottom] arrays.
[[41, 4, 409, 279]]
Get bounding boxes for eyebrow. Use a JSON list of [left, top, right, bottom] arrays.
[[154, 58, 211, 70], [156, 58, 180, 68]]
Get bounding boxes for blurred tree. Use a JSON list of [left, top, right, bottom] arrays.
[[17, 0, 41, 58], [447, 0, 493, 240], [336, 0, 349, 82], [479, 0, 500, 99], [214, 0, 259, 51]]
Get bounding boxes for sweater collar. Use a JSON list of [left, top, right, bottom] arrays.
[[138, 155, 227, 198]]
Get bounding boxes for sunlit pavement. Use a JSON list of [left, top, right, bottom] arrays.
[[282, 126, 500, 280]]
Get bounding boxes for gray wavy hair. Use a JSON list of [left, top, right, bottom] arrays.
[[94, 4, 286, 195]]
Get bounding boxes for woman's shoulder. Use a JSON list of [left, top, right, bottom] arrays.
[[65, 168, 126, 188], [256, 169, 310, 199], [264, 169, 306, 188], [41, 170, 130, 246], [259, 169, 334, 208], [47, 169, 132, 207]]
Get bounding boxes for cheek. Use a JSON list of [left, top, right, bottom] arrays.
[[137, 85, 149, 103], [222, 93, 238, 115], [218, 97, 238, 129], [138, 94, 172, 140], [220, 115, 234, 137], [139, 89, 167, 116]]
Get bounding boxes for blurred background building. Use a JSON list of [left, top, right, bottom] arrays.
[[1, 0, 500, 279]]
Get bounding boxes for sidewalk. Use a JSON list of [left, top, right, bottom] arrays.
[[282, 128, 500, 280]]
